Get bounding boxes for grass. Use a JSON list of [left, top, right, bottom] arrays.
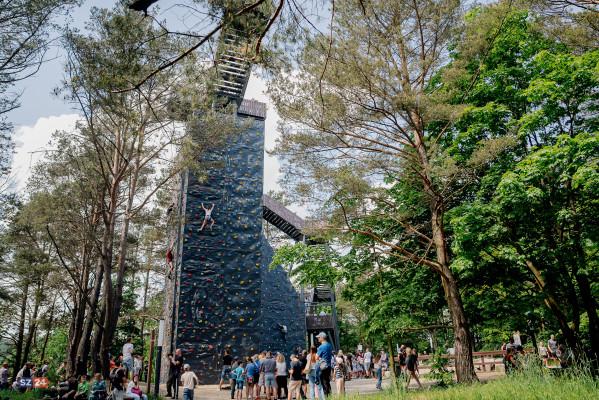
[[0, 389, 45, 400], [338, 358, 599, 400]]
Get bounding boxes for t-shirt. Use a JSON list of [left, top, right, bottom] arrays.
[[406, 354, 418, 372], [539, 346, 548, 357], [78, 381, 90, 395], [317, 342, 333, 367], [232, 366, 244, 381], [181, 371, 197, 389], [290, 361, 303, 381], [298, 355, 307, 372], [134, 359, 142, 369], [276, 361, 287, 376], [123, 343, 134, 360], [246, 361, 260, 378], [333, 364, 344, 379], [0, 367, 9, 384], [364, 352, 372, 363], [170, 355, 183, 375], [261, 358, 276, 373], [548, 339, 558, 352], [513, 332, 522, 346], [222, 355, 233, 367]]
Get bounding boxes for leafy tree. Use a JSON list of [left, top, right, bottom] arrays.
[[266, 0, 517, 382]]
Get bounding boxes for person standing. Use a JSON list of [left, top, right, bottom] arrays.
[[405, 348, 422, 389], [218, 350, 233, 391], [373, 355, 382, 390], [122, 338, 134, 381], [298, 350, 308, 400], [230, 357, 240, 400], [133, 356, 142, 378], [245, 355, 260, 400], [363, 349, 372, 378], [513, 331, 522, 346], [288, 354, 303, 400], [538, 341, 549, 367], [548, 334, 558, 358], [333, 356, 345, 395], [275, 353, 288, 400], [231, 361, 245, 400], [166, 349, 183, 399], [380, 350, 388, 377], [180, 364, 199, 400], [260, 351, 277, 400], [315, 332, 333, 397], [0, 362, 9, 390]]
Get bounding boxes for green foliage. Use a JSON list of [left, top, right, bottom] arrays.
[[424, 350, 454, 389]]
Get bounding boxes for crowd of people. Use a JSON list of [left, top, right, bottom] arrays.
[[501, 331, 574, 372], [0, 337, 150, 400], [2, 330, 575, 400], [171, 332, 423, 400]]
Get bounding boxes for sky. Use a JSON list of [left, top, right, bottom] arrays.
[[8, 0, 299, 213]]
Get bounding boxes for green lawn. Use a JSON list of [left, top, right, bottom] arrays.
[[340, 367, 599, 400]]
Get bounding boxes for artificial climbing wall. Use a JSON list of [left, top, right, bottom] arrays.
[[161, 100, 306, 384]]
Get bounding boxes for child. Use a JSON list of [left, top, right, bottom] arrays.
[[75, 375, 89, 400], [231, 361, 245, 400], [334, 356, 345, 395]]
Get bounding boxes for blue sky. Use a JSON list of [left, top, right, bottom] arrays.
[[8, 0, 294, 210]]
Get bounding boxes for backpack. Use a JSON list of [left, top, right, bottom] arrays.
[[318, 359, 328, 371]]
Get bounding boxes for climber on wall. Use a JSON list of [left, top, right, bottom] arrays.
[[167, 247, 174, 279], [200, 203, 215, 231]]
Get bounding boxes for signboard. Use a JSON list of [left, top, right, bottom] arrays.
[[17, 377, 33, 388], [33, 377, 50, 388]]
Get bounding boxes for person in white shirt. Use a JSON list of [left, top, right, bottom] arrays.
[[122, 337, 134, 380], [126, 376, 147, 400], [513, 331, 522, 346], [180, 364, 199, 400], [364, 349, 373, 378]]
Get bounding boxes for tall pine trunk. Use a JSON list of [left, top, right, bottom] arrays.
[[13, 283, 29, 377]]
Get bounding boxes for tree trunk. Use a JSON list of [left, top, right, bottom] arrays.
[[75, 257, 105, 377], [442, 275, 476, 383], [22, 280, 43, 366], [100, 127, 144, 377], [13, 283, 29, 377]]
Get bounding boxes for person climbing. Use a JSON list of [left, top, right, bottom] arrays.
[[278, 323, 288, 342], [166, 247, 174, 279], [200, 203, 215, 230]]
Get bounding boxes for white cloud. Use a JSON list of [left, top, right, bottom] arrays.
[[11, 114, 81, 193]]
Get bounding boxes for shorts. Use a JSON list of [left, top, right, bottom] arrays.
[[258, 373, 264, 386], [236, 381, 244, 390], [112, 389, 124, 400], [289, 380, 302, 393], [541, 354, 548, 359], [247, 376, 255, 386], [364, 362, 371, 371], [221, 366, 232, 380], [264, 372, 275, 388], [123, 358, 134, 371]]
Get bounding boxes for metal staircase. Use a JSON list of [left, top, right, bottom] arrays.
[[215, 29, 252, 106]]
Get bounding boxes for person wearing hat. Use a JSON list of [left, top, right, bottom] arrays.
[[315, 332, 333, 397], [180, 364, 199, 400]]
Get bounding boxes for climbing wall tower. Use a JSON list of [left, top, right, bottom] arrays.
[[160, 28, 306, 383]]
